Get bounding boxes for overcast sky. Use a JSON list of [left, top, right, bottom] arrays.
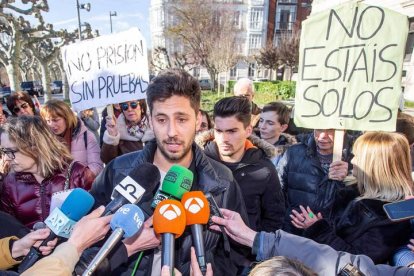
[[11, 0, 152, 47]]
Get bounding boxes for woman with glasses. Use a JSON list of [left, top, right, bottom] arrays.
[[40, 99, 103, 177], [0, 116, 94, 228], [6, 91, 37, 116], [101, 99, 153, 164]]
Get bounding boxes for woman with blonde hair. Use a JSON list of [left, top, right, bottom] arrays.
[[290, 131, 413, 264], [40, 99, 103, 176], [0, 116, 94, 228]]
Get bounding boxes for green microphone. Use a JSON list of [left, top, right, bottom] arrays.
[[151, 164, 194, 208]]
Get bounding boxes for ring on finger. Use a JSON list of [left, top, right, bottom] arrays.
[[301, 217, 306, 223]]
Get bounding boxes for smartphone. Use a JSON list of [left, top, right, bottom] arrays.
[[383, 199, 414, 222]]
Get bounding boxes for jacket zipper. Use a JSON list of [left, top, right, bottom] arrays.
[[40, 182, 47, 221]]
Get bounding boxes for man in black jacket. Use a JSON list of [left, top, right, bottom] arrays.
[[276, 129, 351, 235], [89, 69, 248, 275], [200, 96, 284, 233]]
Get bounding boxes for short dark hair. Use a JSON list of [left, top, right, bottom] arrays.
[[213, 96, 251, 128], [7, 91, 36, 116], [262, 102, 291, 125], [146, 69, 201, 114]]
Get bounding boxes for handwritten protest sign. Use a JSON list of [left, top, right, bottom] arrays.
[[294, 2, 408, 131], [61, 28, 149, 112]]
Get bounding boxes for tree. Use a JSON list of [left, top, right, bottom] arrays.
[[277, 30, 300, 80], [0, 0, 49, 91], [166, 0, 239, 91], [255, 45, 280, 80], [151, 46, 196, 73]]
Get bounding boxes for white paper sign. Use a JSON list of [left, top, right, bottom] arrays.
[[61, 28, 149, 111]]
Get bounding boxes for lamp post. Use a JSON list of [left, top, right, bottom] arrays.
[[76, 0, 91, 40], [110, 11, 117, 33]]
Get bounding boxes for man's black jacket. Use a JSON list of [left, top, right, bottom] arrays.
[[89, 139, 248, 276]]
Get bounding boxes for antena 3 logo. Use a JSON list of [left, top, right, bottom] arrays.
[[184, 197, 204, 214], [159, 203, 182, 220]]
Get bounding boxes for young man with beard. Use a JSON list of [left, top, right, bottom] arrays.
[[89, 69, 248, 275], [200, 96, 285, 232]]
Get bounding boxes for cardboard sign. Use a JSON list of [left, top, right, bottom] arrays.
[[61, 28, 149, 111], [295, 2, 408, 131]]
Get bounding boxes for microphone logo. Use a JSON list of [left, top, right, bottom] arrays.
[[159, 203, 182, 220], [183, 197, 205, 214]]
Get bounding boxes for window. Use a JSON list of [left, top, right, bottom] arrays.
[[193, 67, 200, 77], [249, 8, 263, 30], [248, 63, 255, 77], [276, 5, 297, 31], [230, 67, 237, 77], [249, 34, 262, 50], [233, 11, 241, 28]]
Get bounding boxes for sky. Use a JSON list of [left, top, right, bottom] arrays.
[[11, 0, 152, 47]]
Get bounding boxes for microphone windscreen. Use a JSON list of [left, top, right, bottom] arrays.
[[110, 204, 145, 238], [129, 162, 161, 191], [181, 191, 210, 225], [60, 188, 95, 221], [162, 165, 194, 199], [153, 199, 186, 238]]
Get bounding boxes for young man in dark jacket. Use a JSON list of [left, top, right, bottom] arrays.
[[200, 96, 285, 233], [88, 69, 248, 276]]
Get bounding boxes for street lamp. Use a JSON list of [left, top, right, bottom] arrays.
[[76, 0, 91, 40], [110, 11, 117, 33]]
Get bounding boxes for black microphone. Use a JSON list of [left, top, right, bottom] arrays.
[[102, 162, 161, 216]]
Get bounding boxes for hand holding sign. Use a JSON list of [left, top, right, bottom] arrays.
[[105, 115, 118, 137], [328, 160, 348, 181]]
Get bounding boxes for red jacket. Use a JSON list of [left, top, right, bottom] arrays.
[[0, 162, 94, 228]]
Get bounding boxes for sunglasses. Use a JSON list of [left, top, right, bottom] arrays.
[[13, 102, 30, 114], [0, 148, 19, 160], [120, 102, 139, 111]]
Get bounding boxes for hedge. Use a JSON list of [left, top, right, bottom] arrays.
[[227, 80, 296, 100]]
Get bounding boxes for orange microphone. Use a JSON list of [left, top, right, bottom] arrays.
[[181, 191, 210, 274], [153, 199, 186, 274]]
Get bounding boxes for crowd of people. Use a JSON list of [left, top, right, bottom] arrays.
[[1, 70, 414, 275]]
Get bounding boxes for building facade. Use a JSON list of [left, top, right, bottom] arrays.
[[150, 0, 311, 81]]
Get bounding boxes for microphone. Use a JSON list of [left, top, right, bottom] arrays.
[[83, 204, 145, 276], [103, 162, 160, 216], [181, 191, 210, 274], [18, 188, 95, 273], [153, 199, 187, 274], [151, 164, 194, 208]]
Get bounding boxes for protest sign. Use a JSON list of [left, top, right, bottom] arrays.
[[61, 28, 149, 112], [294, 1, 408, 131]]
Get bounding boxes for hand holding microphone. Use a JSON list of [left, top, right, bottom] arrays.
[[154, 199, 187, 275], [18, 188, 95, 273], [182, 191, 210, 275], [83, 204, 145, 276], [68, 206, 112, 255]]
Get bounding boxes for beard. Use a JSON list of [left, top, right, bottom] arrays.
[[156, 135, 194, 162]]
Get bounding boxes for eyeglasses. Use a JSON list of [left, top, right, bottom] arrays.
[[13, 102, 30, 114], [0, 148, 19, 160], [120, 102, 139, 111]]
